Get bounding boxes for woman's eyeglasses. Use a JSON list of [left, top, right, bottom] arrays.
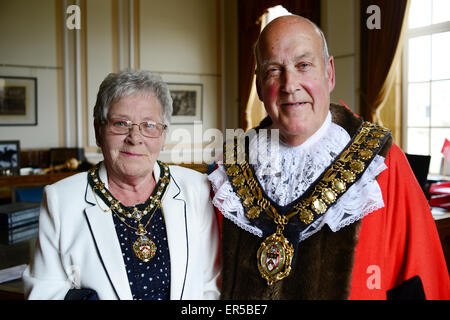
[[107, 119, 167, 138]]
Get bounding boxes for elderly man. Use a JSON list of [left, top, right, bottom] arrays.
[[209, 15, 450, 299]]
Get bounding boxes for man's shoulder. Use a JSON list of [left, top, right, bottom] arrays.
[[330, 103, 363, 136]]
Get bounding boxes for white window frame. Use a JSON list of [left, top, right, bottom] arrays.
[[402, 19, 450, 173]]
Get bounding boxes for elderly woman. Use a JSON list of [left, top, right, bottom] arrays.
[[23, 70, 220, 300]]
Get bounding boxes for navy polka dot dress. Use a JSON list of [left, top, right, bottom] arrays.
[[112, 206, 171, 300]]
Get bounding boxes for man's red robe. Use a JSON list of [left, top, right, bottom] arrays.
[[350, 144, 450, 299], [214, 144, 450, 299]]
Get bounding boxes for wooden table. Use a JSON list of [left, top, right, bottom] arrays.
[[0, 172, 78, 201], [0, 172, 78, 189]]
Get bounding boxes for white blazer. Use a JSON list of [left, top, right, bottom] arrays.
[[23, 163, 220, 300]]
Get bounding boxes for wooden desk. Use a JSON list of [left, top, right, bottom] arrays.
[[0, 172, 78, 201], [0, 172, 78, 189]]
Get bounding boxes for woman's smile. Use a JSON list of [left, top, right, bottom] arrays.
[[120, 150, 146, 157]]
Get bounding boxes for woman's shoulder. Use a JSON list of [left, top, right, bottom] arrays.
[[167, 164, 209, 188], [167, 164, 206, 178], [43, 172, 89, 214], [48, 171, 88, 191]]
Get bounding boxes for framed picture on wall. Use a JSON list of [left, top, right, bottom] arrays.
[[0, 140, 20, 176], [0, 76, 37, 126], [168, 83, 203, 124]]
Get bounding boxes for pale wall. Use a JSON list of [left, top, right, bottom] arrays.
[[0, 0, 61, 149]]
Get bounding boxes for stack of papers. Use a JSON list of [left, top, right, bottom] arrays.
[[0, 264, 27, 284]]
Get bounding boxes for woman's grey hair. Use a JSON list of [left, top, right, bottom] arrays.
[[93, 70, 173, 125]]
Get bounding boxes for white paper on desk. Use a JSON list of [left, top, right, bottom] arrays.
[[433, 187, 450, 194], [431, 207, 447, 215], [0, 264, 27, 283]]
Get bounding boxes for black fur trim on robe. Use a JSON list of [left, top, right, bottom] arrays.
[[220, 104, 393, 300]]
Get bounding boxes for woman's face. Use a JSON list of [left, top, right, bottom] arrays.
[[96, 93, 166, 183]]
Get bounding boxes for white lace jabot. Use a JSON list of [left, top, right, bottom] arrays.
[[208, 112, 387, 242]]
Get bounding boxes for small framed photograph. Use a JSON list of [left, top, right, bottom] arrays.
[[168, 83, 203, 124], [0, 76, 37, 126], [0, 140, 20, 176]]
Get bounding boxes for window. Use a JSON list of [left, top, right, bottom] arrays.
[[403, 0, 450, 174]]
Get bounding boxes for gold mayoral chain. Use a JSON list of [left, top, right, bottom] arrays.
[[223, 121, 390, 285], [88, 161, 171, 263]]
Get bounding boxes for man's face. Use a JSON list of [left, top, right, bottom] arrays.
[[256, 17, 335, 146]]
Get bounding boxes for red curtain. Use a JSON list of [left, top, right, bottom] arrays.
[[237, 0, 320, 130], [359, 0, 408, 122]]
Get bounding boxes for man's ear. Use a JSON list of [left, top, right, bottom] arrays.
[[256, 73, 263, 101], [327, 56, 336, 93]]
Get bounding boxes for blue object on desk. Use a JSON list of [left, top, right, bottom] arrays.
[[15, 188, 43, 203]]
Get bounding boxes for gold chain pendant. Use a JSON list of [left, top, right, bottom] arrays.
[[133, 235, 157, 263], [257, 225, 294, 286], [132, 223, 157, 262], [88, 161, 171, 263]]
